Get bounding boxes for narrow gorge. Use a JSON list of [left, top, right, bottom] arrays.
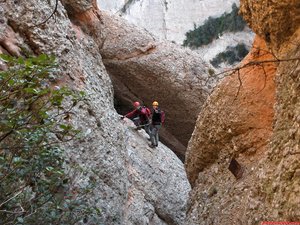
[[0, 0, 299, 225]]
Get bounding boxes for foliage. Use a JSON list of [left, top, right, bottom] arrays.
[[0, 54, 98, 224], [183, 3, 247, 48], [210, 43, 249, 68]]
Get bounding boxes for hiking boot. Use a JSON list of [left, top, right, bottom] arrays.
[[149, 144, 156, 148]]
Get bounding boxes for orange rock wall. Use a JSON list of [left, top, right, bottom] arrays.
[[185, 36, 276, 186], [185, 0, 300, 223]]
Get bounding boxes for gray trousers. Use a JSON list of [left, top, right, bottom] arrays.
[[134, 117, 151, 136], [144, 124, 151, 136], [150, 124, 161, 146]]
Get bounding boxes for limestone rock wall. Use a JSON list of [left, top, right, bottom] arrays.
[[97, 0, 254, 67], [185, 0, 300, 223], [55, 1, 217, 159], [98, 0, 239, 43], [263, 27, 300, 221], [98, 11, 216, 155], [240, 0, 300, 50], [0, 1, 191, 224], [185, 36, 277, 224]]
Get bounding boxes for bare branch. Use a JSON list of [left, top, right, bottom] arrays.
[[257, 64, 268, 93], [29, 0, 59, 28], [213, 57, 300, 78], [0, 190, 23, 208], [0, 209, 25, 214], [205, 54, 300, 98], [234, 69, 242, 100]]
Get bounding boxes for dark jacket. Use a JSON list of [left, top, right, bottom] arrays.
[[151, 108, 163, 125]]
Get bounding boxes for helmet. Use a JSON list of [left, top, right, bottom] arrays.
[[152, 101, 159, 106], [133, 101, 140, 108]]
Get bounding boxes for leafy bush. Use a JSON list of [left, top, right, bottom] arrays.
[[210, 43, 249, 68], [0, 54, 98, 224], [183, 3, 247, 48]]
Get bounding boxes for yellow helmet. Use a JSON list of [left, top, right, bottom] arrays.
[[152, 101, 159, 106]]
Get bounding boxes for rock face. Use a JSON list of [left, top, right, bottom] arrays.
[[263, 28, 300, 221], [61, 1, 216, 159], [185, 36, 277, 224], [98, 0, 237, 43], [186, 36, 276, 186], [1, 1, 190, 224], [240, 0, 300, 50], [185, 0, 300, 224], [239, 0, 300, 221], [97, 0, 254, 66], [97, 11, 216, 157], [121, 120, 190, 225]]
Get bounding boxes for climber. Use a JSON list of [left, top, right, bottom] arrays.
[[121, 101, 151, 135], [149, 101, 165, 148]]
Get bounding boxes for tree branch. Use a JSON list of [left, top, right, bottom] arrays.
[[29, 0, 59, 28], [213, 57, 300, 78], [0, 190, 23, 208], [234, 69, 242, 100]]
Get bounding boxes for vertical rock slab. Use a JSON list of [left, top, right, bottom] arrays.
[[122, 120, 190, 225], [1, 1, 191, 224], [240, 0, 300, 221], [185, 0, 300, 223], [185, 36, 277, 224]]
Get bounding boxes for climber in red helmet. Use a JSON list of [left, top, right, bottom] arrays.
[[121, 101, 151, 135]]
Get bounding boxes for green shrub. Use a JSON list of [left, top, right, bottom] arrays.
[[210, 43, 249, 68], [183, 3, 247, 48], [0, 54, 98, 224]]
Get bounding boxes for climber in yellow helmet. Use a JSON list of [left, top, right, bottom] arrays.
[[149, 101, 165, 148]]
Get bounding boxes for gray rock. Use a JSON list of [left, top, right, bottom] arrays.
[[1, 1, 191, 224], [98, 12, 217, 157]]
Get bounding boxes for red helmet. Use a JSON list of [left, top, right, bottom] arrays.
[[133, 101, 140, 108]]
